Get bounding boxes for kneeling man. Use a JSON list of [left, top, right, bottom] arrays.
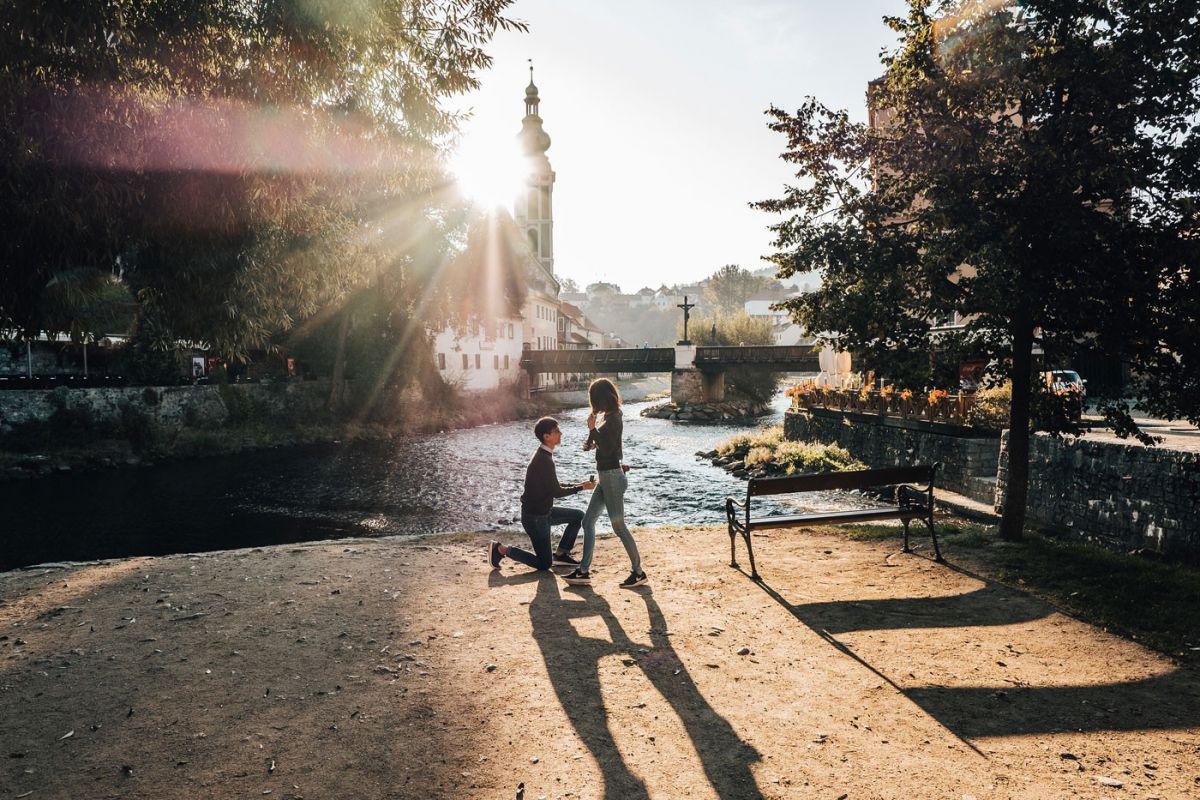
[[490, 417, 595, 571]]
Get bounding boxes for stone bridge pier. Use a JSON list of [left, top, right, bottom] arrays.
[[670, 344, 725, 404]]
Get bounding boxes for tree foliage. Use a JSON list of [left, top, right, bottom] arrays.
[[755, 0, 1200, 539], [0, 0, 525, 360], [702, 264, 773, 316]]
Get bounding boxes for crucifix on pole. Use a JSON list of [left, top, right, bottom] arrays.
[[677, 295, 696, 345]]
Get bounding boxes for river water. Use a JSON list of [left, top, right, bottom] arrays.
[[2, 394, 862, 571]]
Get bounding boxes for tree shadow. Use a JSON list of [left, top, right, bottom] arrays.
[[749, 566, 1200, 740], [518, 574, 763, 800]]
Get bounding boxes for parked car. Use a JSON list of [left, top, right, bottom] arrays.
[[1042, 369, 1087, 400]]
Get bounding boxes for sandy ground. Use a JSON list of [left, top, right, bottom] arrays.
[[2, 526, 1199, 800]]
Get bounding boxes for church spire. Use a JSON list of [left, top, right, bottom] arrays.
[[515, 63, 555, 276]]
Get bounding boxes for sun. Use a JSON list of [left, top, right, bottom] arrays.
[[448, 135, 526, 211]]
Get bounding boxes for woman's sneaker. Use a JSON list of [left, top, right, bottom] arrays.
[[489, 541, 503, 569], [619, 570, 648, 588], [562, 569, 592, 586]]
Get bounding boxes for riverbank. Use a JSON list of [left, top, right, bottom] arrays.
[[3, 524, 1198, 799], [0, 376, 671, 483]]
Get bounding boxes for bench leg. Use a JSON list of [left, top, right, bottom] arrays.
[[743, 528, 760, 581], [902, 519, 911, 554], [926, 516, 944, 562], [728, 523, 738, 569]]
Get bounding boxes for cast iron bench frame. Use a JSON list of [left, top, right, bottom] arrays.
[[726, 464, 943, 580]]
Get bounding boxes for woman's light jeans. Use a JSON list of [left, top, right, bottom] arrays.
[[581, 467, 641, 573]]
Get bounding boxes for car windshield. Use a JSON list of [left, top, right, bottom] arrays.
[[1052, 371, 1081, 383]]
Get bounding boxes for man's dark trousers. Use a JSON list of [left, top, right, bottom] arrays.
[[508, 507, 585, 570]]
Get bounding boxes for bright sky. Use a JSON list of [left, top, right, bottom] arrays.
[[449, 0, 906, 292]]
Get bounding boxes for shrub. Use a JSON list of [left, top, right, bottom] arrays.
[[744, 446, 774, 467], [967, 383, 1011, 430], [715, 431, 757, 456], [773, 440, 864, 475]]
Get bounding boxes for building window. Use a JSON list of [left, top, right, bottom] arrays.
[[438, 353, 446, 370], [504, 355, 509, 369], [494, 355, 499, 369], [528, 228, 539, 255], [474, 354, 481, 369], [508, 323, 514, 339], [462, 353, 469, 369]]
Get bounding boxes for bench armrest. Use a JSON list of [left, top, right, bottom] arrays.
[[897, 483, 930, 507], [726, 496, 747, 530]]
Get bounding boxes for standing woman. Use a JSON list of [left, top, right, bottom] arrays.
[[564, 378, 647, 588]]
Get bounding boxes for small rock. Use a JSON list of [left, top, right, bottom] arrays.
[[736, 647, 751, 656], [1095, 776, 1123, 788], [621, 658, 636, 666], [485, 664, 497, 672]]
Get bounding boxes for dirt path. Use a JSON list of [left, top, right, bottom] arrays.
[[2, 526, 1198, 799]]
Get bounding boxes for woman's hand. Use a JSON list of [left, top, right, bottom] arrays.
[[586, 412, 597, 430]]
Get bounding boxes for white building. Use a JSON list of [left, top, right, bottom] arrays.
[[433, 318, 525, 391]]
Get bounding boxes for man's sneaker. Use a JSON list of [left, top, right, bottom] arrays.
[[553, 551, 580, 566], [562, 569, 592, 586], [619, 570, 648, 589], [489, 541, 503, 569]]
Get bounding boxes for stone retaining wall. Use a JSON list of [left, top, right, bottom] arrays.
[[998, 432, 1200, 560], [0, 382, 329, 436], [783, 408, 1000, 503]]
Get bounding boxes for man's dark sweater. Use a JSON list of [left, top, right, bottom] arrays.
[[520, 447, 580, 515]]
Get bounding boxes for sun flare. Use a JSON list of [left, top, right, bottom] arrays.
[[449, 136, 526, 210]]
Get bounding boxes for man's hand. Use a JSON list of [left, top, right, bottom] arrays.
[[579, 480, 597, 490]]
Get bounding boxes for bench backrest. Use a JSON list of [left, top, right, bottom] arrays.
[[746, 464, 938, 498]]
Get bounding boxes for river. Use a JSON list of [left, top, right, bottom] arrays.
[[1, 393, 862, 571]]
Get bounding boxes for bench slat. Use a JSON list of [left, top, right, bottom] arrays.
[[745, 507, 926, 530], [747, 465, 936, 497]]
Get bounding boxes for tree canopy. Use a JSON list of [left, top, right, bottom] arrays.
[[702, 264, 775, 316], [755, 0, 1200, 538], [0, 0, 525, 361]]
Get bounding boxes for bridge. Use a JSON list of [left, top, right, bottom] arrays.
[[520, 344, 822, 404]]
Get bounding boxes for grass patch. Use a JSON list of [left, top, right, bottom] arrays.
[[974, 529, 1200, 660], [715, 425, 864, 475], [819, 520, 1200, 663]]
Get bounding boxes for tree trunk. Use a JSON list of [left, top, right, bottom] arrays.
[[328, 308, 351, 411], [999, 322, 1035, 541]]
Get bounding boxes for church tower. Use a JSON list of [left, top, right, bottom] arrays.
[[515, 65, 555, 275]]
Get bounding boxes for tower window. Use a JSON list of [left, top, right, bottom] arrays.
[[475, 354, 481, 369], [462, 354, 469, 369], [528, 228, 539, 255], [438, 353, 446, 370]]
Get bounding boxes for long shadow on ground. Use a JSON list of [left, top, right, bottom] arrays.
[[490, 570, 763, 800]]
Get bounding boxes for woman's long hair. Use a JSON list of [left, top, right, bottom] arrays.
[[588, 377, 621, 415]]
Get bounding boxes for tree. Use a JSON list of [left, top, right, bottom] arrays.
[[0, 1, 525, 368], [702, 265, 772, 315], [755, 1, 1200, 540], [559, 276, 580, 293]]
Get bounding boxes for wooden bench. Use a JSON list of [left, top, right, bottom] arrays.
[[726, 464, 943, 580]]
